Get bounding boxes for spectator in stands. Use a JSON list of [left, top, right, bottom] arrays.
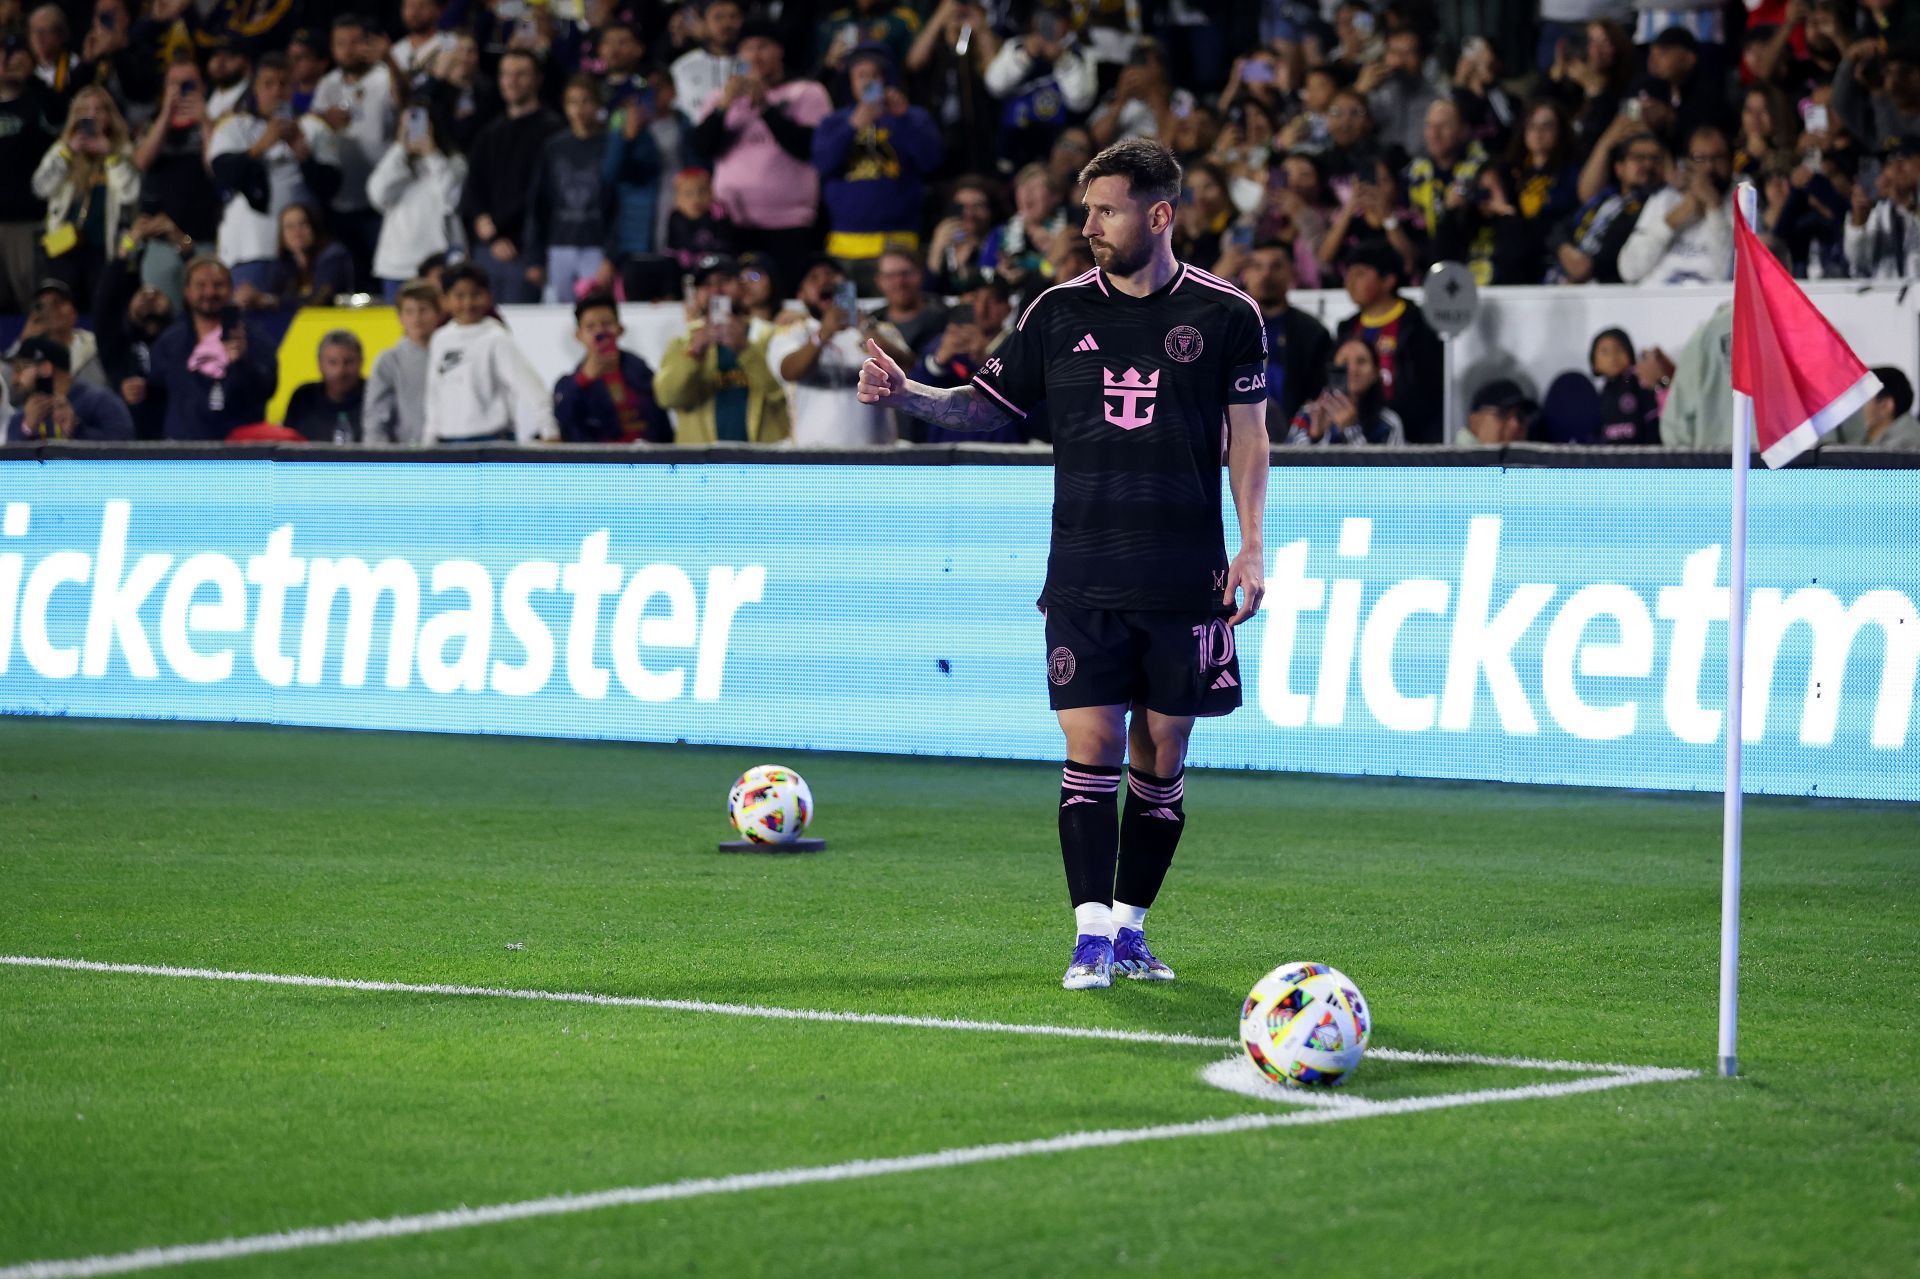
[[282, 330, 366, 443], [868, 246, 946, 357], [233, 202, 353, 311], [525, 75, 614, 304], [818, 0, 924, 76], [1090, 37, 1187, 149], [1463, 377, 1536, 446], [75, 0, 150, 113], [1404, 98, 1487, 248], [734, 250, 782, 337], [1550, 130, 1664, 283], [0, 43, 55, 314], [1842, 136, 1920, 279], [1174, 161, 1242, 271], [596, 21, 649, 101], [207, 53, 341, 294], [1857, 367, 1920, 448], [368, 101, 467, 299], [671, 0, 744, 120], [1254, 152, 1332, 288], [1475, 97, 1582, 283], [132, 58, 221, 260], [552, 290, 673, 444], [26, 4, 78, 115], [96, 277, 172, 439], [926, 176, 996, 292], [814, 46, 941, 290], [312, 15, 398, 283], [1641, 27, 1724, 149], [1619, 121, 1735, 284], [1833, 39, 1920, 157], [31, 86, 137, 305], [665, 167, 735, 270], [364, 277, 441, 444], [638, 71, 702, 266], [1450, 35, 1515, 153], [655, 256, 789, 444], [287, 29, 329, 115], [983, 6, 1098, 170], [1362, 26, 1440, 162], [459, 49, 562, 305], [392, 0, 452, 82], [767, 255, 892, 445], [148, 257, 279, 441], [1319, 155, 1417, 283], [694, 22, 832, 265], [1587, 327, 1662, 444], [1658, 301, 1733, 448], [1286, 336, 1405, 446], [1335, 241, 1443, 444], [1320, 88, 1382, 194], [1547, 19, 1634, 145], [5, 335, 131, 441], [1240, 239, 1332, 437], [424, 32, 498, 156], [203, 41, 252, 123], [910, 274, 1022, 443], [904, 0, 1000, 178], [1735, 83, 1798, 179], [12, 279, 105, 387], [981, 163, 1066, 285], [601, 79, 668, 285], [423, 262, 555, 444]]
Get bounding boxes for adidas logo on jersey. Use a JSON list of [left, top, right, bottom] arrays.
[[1072, 334, 1100, 352]]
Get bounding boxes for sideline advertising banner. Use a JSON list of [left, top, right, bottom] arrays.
[[1, 461, 1914, 801]]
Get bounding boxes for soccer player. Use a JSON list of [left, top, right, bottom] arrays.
[[856, 138, 1269, 990]]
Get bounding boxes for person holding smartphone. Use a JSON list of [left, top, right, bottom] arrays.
[[655, 255, 789, 444], [1284, 336, 1403, 446], [5, 335, 132, 441], [766, 254, 893, 445], [552, 290, 673, 444], [367, 101, 467, 299], [812, 46, 942, 292]]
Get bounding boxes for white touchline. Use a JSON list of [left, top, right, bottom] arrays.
[[0, 1056, 1697, 1279], [0, 955, 1662, 1074]]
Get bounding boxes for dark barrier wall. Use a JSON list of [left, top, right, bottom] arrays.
[[2, 449, 1915, 801]]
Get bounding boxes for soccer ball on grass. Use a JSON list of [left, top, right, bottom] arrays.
[[727, 765, 813, 844], [1238, 961, 1371, 1087]]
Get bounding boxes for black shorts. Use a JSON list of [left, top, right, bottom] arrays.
[[1043, 605, 1243, 718]]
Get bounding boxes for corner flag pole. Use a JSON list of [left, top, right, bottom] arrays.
[[1719, 183, 1759, 1079]]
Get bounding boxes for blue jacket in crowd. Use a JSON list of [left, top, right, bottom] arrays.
[[148, 317, 279, 441], [552, 351, 673, 444], [812, 100, 942, 236], [5, 380, 135, 442]]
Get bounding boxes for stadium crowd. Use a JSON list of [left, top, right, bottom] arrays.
[[0, 0, 1916, 449]]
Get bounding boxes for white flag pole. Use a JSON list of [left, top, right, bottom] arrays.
[[1720, 183, 1759, 1079]]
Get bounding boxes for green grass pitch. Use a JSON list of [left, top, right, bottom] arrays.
[[1, 718, 1915, 1277]]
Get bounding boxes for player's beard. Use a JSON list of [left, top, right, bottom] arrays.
[[1092, 234, 1153, 278]]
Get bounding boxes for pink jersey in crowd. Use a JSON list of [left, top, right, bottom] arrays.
[[702, 80, 833, 232]]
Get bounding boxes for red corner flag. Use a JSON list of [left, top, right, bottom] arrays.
[[1731, 202, 1880, 468]]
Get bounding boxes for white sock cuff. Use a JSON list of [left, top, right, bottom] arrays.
[[1111, 901, 1148, 933], [1073, 901, 1112, 938]]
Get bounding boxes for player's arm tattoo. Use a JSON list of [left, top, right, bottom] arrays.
[[891, 382, 1015, 434]]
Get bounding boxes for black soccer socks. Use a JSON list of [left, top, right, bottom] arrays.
[[1059, 761, 1122, 910], [1114, 766, 1186, 911]]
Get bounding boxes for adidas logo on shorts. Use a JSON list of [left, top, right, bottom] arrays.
[[1210, 670, 1239, 690]]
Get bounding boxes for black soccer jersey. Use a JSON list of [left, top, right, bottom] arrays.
[[971, 262, 1269, 612]]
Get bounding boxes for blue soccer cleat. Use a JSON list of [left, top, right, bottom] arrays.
[[1061, 933, 1114, 989], [1112, 927, 1175, 981]]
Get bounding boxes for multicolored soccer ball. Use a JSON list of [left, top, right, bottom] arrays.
[[1238, 961, 1371, 1088], [727, 765, 813, 844]]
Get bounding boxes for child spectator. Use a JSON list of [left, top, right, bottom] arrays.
[[665, 167, 736, 271], [1588, 327, 1661, 444], [367, 104, 467, 300], [364, 277, 442, 444], [282, 330, 366, 442], [552, 290, 673, 444], [525, 75, 614, 304], [422, 263, 555, 444], [1334, 242, 1444, 444]]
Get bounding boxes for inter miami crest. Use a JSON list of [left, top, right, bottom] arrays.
[[1164, 325, 1204, 363]]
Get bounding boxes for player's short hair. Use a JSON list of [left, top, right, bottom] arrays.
[[1077, 138, 1183, 209]]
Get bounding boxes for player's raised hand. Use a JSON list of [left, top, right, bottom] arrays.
[[857, 338, 906, 406], [1224, 544, 1265, 626]]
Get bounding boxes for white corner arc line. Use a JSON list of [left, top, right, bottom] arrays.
[[1, 955, 1666, 1074], [0, 1061, 1696, 1279]]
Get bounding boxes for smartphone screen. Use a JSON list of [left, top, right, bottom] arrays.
[[219, 305, 242, 341], [405, 106, 430, 145], [708, 293, 733, 326], [1804, 104, 1829, 134], [860, 80, 883, 104], [832, 280, 857, 317], [1242, 60, 1275, 85], [1328, 366, 1348, 397]]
